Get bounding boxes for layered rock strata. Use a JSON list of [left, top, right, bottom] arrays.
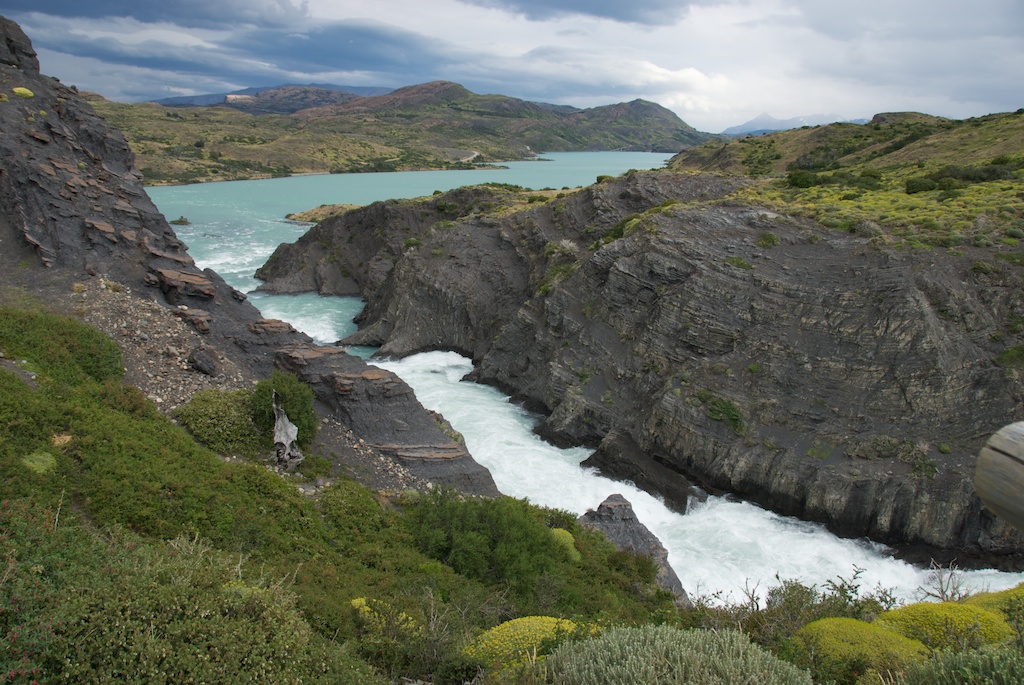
[[256, 169, 1024, 565]]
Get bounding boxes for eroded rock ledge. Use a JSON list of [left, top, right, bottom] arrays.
[[256, 170, 1024, 566]]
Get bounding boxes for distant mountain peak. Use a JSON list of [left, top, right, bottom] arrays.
[[722, 113, 867, 136]]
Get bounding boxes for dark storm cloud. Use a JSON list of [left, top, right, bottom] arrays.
[[455, 0, 693, 25], [224, 22, 459, 76], [11, 11, 460, 93], [1, 0, 308, 28]]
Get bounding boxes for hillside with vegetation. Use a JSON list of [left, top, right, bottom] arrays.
[[89, 81, 716, 185], [7, 304, 1024, 685], [670, 110, 1024, 248]]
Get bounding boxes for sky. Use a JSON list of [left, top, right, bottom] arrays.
[[3, 1, 1022, 133]]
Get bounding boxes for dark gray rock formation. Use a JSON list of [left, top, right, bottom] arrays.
[[255, 169, 1024, 566], [583, 429, 707, 514], [579, 494, 689, 606], [275, 345, 498, 494], [0, 16, 497, 496]]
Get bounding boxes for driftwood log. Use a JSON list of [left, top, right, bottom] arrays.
[[272, 391, 303, 471]]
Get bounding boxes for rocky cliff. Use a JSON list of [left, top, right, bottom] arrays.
[[256, 170, 1024, 566], [0, 16, 497, 496]]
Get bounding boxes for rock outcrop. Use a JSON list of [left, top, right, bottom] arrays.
[[579, 494, 690, 607], [256, 170, 1024, 566], [0, 16, 497, 496]]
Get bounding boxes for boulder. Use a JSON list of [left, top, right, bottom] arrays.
[[579, 494, 690, 607]]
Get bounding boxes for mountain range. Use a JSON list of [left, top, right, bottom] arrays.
[[92, 81, 718, 184], [149, 82, 393, 108]]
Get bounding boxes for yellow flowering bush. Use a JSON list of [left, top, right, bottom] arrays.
[[878, 601, 1013, 650], [551, 527, 581, 562], [464, 616, 578, 669], [790, 617, 927, 685], [12, 87, 34, 98], [222, 578, 270, 600], [965, 582, 1024, 617], [351, 596, 419, 636]]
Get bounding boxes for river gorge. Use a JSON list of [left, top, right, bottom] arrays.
[[148, 154, 1024, 601]]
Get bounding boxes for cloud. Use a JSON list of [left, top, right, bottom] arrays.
[[224, 21, 463, 77], [1, 0, 309, 28], [35, 48, 245, 101], [3, 0, 1022, 132], [14, 12, 462, 92], [454, 0, 695, 24], [794, 0, 1024, 41]]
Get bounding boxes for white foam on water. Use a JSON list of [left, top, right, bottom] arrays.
[[375, 350, 1024, 603], [246, 292, 363, 345]]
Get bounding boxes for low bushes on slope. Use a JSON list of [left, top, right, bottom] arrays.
[[965, 582, 1024, 619], [0, 499, 384, 685], [0, 306, 685, 684], [402, 487, 674, 617], [464, 615, 583, 679], [896, 646, 1024, 685], [543, 624, 812, 685], [788, 617, 927, 685], [879, 602, 1013, 651]]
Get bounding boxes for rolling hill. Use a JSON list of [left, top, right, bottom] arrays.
[[90, 81, 718, 185], [670, 109, 1024, 247]]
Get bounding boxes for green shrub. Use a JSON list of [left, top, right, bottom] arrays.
[[464, 616, 579, 672], [724, 256, 753, 270], [319, 479, 387, 544], [706, 397, 745, 433], [545, 624, 812, 685], [12, 87, 33, 98], [734, 571, 898, 653], [55, 532, 382, 685], [351, 594, 484, 684], [789, 617, 927, 685], [173, 388, 263, 456], [551, 527, 582, 563], [787, 170, 819, 188], [879, 602, 1013, 651], [0, 501, 384, 685], [0, 307, 123, 385], [755, 231, 782, 247], [250, 370, 318, 447], [404, 489, 567, 599], [964, 582, 1024, 617], [905, 177, 938, 194], [896, 645, 1024, 685], [402, 489, 671, 619]]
